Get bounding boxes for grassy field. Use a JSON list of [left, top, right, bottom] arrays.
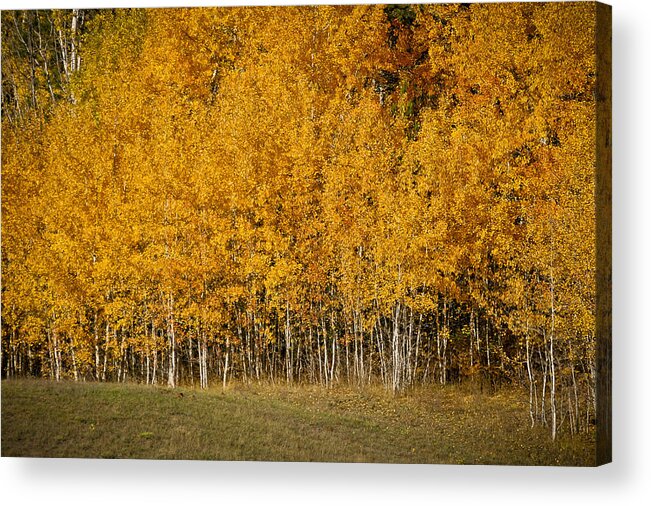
[[1, 379, 595, 465]]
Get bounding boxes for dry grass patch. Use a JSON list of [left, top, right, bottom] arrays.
[[1, 379, 595, 465]]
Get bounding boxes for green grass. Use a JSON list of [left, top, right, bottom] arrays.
[[1, 379, 595, 465]]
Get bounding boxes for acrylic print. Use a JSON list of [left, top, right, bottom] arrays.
[[1, 2, 611, 465]]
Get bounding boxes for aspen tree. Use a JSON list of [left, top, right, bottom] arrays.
[[2, 5, 599, 436]]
